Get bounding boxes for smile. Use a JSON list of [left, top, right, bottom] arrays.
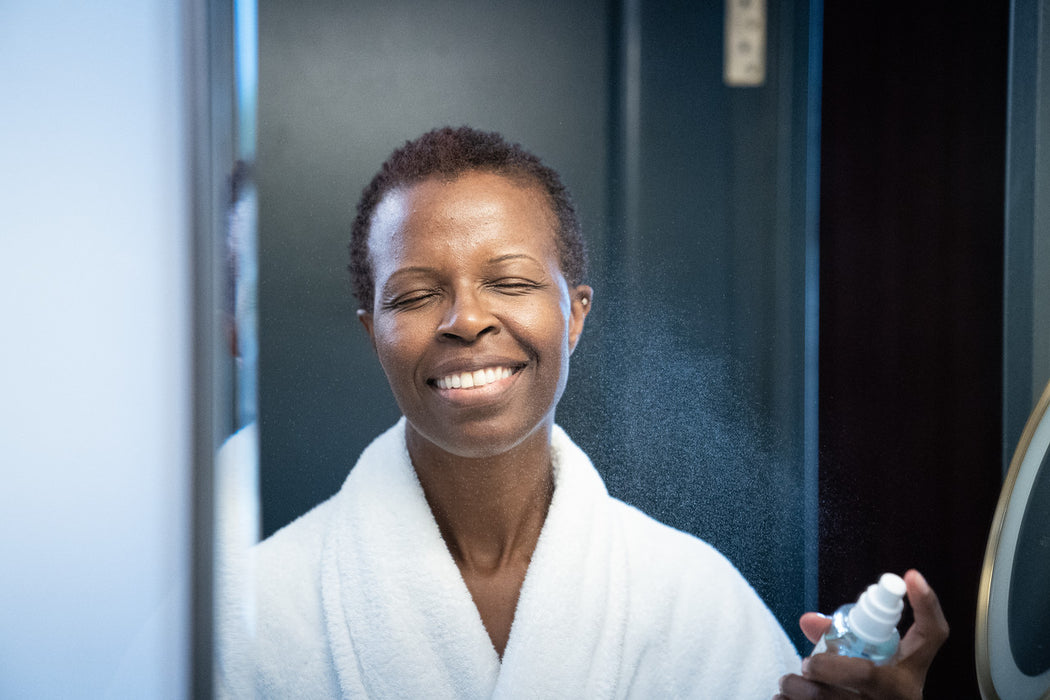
[[433, 366, 516, 390]]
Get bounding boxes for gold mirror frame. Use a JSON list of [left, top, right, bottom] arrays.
[[976, 378, 1050, 700]]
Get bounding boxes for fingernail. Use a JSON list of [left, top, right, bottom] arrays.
[[801, 657, 810, 675]]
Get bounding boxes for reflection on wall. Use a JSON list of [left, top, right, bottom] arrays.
[[257, 0, 819, 651]]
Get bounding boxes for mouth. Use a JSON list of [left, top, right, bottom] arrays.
[[430, 364, 523, 390]]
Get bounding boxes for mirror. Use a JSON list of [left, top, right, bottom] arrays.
[[977, 378, 1050, 700], [209, 1, 1023, 695]]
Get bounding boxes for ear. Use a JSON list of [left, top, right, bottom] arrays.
[[357, 308, 377, 351], [567, 285, 593, 354]]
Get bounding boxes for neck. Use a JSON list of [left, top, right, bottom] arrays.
[[406, 423, 555, 572]]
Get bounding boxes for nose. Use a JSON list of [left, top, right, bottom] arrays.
[[436, 288, 498, 343]]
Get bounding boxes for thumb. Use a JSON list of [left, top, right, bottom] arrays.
[[799, 612, 833, 645], [898, 569, 950, 672]]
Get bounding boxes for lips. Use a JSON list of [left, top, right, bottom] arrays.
[[426, 357, 528, 393], [434, 365, 516, 390]]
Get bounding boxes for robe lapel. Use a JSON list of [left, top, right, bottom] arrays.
[[493, 426, 628, 699], [322, 420, 501, 698]]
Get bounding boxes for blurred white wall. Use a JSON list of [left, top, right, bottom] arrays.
[[0, 2, 192, 697]]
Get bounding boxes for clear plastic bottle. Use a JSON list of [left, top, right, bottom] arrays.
[[812, 572, 907, 665]]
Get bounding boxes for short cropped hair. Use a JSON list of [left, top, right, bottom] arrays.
[[349, 126, 587, 310]]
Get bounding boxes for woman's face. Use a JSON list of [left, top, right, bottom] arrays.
[[359, 170, 591, 459]]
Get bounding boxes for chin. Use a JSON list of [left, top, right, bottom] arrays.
[[407, 413, 554, 460]]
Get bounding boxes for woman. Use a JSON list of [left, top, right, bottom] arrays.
[[222, 127, 947, 698]]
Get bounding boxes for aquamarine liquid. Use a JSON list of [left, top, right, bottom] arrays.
[[812, 603, 900, 665]]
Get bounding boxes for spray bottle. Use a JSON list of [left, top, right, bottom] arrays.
[[812, 572, 907, 665]]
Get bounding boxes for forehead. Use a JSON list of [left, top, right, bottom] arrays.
[[367, 171, 559, 271]]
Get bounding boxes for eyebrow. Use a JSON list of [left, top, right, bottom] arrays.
[[387, 266, 436, 278], [487, 253, 543, 266]]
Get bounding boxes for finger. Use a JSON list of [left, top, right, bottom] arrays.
[[898, 569, 949, 673], [779, 671, 862, 700], [799, 612, 833, 644], [801, 653, 880, 696]]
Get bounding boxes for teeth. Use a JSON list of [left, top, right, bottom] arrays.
[[436, 366, 514, 390]]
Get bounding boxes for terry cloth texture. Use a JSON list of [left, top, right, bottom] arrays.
[[219, 419, 800, 698]]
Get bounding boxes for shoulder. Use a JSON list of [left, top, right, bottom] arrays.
[[217, 496, 343, 698], [255, 495, 338, 577], [612, 500, 742, 586], [609, 499, 801, 696], [252, 495, 339, 635], [610, 499, 766, 617]]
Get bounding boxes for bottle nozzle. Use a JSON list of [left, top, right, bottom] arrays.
[[847, 572, 906, 644]]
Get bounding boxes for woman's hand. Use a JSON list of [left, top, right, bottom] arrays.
[[775, 570, 949, 699]]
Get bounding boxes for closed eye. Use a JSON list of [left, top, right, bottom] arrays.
[[488, 279, 545, 294], [383, 289, 440, 310]]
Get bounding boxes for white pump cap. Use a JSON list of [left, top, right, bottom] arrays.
[[847, 573, 906, 644]]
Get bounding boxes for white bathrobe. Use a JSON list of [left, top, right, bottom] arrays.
[[219, 419, 800, 698]]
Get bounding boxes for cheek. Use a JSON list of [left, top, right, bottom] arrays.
[[373, 319, 423, 380], [519, 304, 572, 362]]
